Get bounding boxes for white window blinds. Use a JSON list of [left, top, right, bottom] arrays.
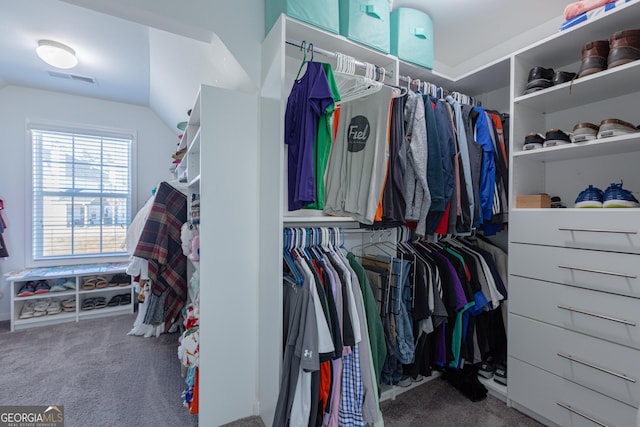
[[31, 127, 132, 260]]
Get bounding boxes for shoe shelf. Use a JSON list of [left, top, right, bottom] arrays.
[[13, 311, 78, 329], [514, 60, 640, 114], [513, 0, 640, 67], [512, 132, 640, 163], [379, 371, 442, 402], [14, 290, 76, 301], [6, 263, 134, 332], [78, 304, 132, 319], [78, 284, 132, 295]]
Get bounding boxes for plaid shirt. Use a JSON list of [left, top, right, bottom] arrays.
[[134, 182, 187, 327], [339, 343, 365, 427]]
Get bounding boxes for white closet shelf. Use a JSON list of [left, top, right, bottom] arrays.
[[379, 371, 442, 402], [188, 175, 201, 187], [513, 133, 640, 162], [187, 129, 201, 155], [514, 60, 640, 113], [78, 305, 131, 318], [14, 290, 76, 301], [513, 0, 640, 66], [283, 215, 356, 224], [399, 56, 510, 96], [79, 285, 132, 295], [14, 312, 77, 328], [284, 16, 397, 71]]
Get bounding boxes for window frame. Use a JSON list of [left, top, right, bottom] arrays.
[[26, 120, 137, 266]]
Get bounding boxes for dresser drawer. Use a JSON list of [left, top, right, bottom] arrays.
[[510, 357, 638, 427], [510, 243, 640, 298], [510, 315, 640, 407], [510, 210, 640, 254], [510, 276, 640, 350]]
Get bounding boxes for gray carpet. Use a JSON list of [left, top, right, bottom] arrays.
[[0, 316, 540, 427], [380, 377, 542, 427], [0, 314, 197, 427]]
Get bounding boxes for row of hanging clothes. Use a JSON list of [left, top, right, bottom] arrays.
[[275, 226, 508, 426], [284, 41, 510, 238]]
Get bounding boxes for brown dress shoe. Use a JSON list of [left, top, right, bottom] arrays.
[[578, 40, 609, 78], [608, 28, 640, 69]]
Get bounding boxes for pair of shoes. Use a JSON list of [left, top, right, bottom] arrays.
[[81, 296, 107, 310], [108, 273, 130, 287], [50, 277, 76, 292], [575, 182, 640, 208], [494, 362, 507, 386], [107, 293, 132, 307], [572, 120, 639, 141], [82, 276, 108, 290], [61, 298, 76, 312], [34, 280, 51, 294], [17, 281, 36, 297], [578, 29, 640, 78], [523, 128, 572, 150], [524, 67, 576, 95], [19, 302, 35, 319], [550, 196, 566, 208], [478, 358, 496, 379], [597, 118, 639, 139]]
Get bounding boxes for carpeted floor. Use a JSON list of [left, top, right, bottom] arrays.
[[380, 377, 543, 427], [0, 314, 197, 427], [0, 315, 541, 427]]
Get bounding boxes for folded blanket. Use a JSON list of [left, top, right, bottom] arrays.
[[564, 0, 616, 20]]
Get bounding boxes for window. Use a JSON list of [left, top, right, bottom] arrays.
[[31, 127, 132, 260]]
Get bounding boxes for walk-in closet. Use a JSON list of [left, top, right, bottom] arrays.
[[2, 1, 640, 426]]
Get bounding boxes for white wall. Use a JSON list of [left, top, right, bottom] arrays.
[[0, 85, 175, 320]]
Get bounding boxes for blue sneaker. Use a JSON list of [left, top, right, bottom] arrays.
[[603, 181, 640, 208], [575, 185, 603, 208]]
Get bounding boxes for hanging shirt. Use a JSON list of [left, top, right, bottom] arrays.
[[324, 86, 394, 224], [285, 62, 334, 211], [306, 63, 341, 210]]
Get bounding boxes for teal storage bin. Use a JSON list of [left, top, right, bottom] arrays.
[[265, 0, 340, 35], [390, 8, 434, 69], [339, 0, 390, 53]]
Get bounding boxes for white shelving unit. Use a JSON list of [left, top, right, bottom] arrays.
[[6, 262, 133, 331], [508, 2, 640, 426], [259, 14, 511, 425]]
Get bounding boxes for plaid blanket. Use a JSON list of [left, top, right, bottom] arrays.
[[134, 181, 187, 327]]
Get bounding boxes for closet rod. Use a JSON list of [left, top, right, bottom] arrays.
[[398, 74, 480, 106], [285, 39, 395, 79]]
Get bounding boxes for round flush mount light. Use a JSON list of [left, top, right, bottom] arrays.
[[36, 39, 78, 69]]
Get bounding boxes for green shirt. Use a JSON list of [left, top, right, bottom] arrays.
[[306, 63, 341, 209]]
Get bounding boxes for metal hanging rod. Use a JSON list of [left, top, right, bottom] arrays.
[[285, 38, 394, 79]]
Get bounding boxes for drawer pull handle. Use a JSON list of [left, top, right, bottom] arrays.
[[558, 227, 637, 235], [557, 352, 636, 383], [558, 265, 636, 279], [556, 402, 608, 427], [557, 305, 636, 326]]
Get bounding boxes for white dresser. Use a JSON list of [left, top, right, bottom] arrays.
[[507, 2, 640, 426]]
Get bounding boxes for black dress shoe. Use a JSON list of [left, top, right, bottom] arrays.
[[524, 66, 555, 94], [523, 132, 545, 150], [552, 70, 577, 85], [544, 128, 572, 147]]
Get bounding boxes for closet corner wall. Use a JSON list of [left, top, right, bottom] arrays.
[[258, 12, 512, 425], [196, 84, 260, 426]]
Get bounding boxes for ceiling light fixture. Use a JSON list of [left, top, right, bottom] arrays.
[[36, 40, 78, 69]]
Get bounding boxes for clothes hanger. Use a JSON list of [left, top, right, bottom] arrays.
[[295, 41, 308, 81]]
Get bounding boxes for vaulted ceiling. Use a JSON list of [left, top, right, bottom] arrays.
[[0, 0, 569, 132]]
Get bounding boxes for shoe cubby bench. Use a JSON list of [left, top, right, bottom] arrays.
[[6, 262, 134, 332]]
